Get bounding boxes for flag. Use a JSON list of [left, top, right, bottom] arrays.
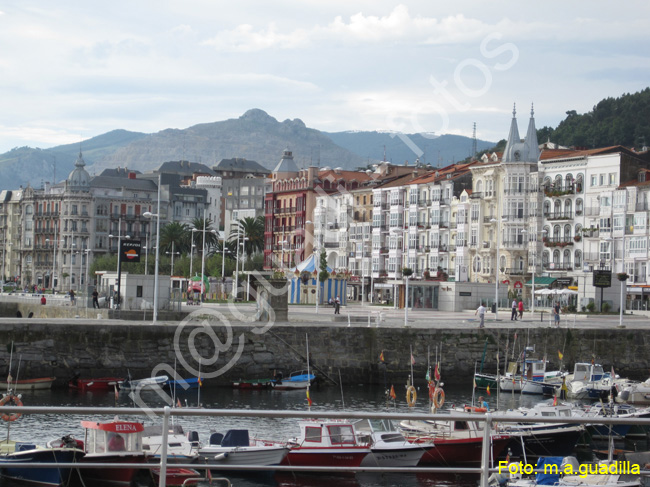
[[486, 385, 491, 396], [425, 369, 430, 381], [558, 350, 563, 361], [389, 385, 396, 400], [114, 385, 119, 402], [411, 354, 415, 365], [552, 395, 558, 406], [434, 363, 441, 381], [306, 389, 312, 407], [176, 398, 182, 408], [611, 366, 616, 379], [198, 377, 203, 387], [379, 351, 384, 362], [473, 377, 477, 389]]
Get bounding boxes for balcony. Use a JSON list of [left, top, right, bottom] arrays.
[[543, 237, 574, 248], [379, 247, 389, 254], [504, 268, 526, 275], [469, 192, 483, 199], [501, 213, 525, 221], [582, 228, 599, 238], [544, 212, 573, 221], [543, 185, 576, 197], [542, 263, 573, 271], [323, 241, 338, 249], [502, 240, 526, 248]]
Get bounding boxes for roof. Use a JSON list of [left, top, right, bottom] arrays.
[[90, 176, 158, 191], [213, 158, 270, 175], [155, 160, 216, 176], [409, 162, 476, 185], [273, 149, 299, 174], [99, 168, 142, 178], [290, 253, 332, 273], [376, 172, 426, 189], [540, 145, 636, 163], [317, 169, 372, 183]]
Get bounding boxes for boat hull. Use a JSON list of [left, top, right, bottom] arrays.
[[281, 447, 370, 468], [407, 435, 511, 466], [506, 425, 584, 458], [361, 446, 426, 467], [0, 447, 83, 487], [198, 446, 289, 466], [68, 377, 123, 391], [0, 377, 56, 390], [474, 373, 498, 390], [79, 453, 148, 487]]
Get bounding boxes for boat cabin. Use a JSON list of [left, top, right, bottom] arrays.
[[81, 421, 144, 454], [297, 421, 362, 447], [572, 363, 605, 382]]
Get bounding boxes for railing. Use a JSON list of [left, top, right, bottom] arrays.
[[469, 192, 483, 199], [542, 262, 573, 271], [544, 212, 573, 220]]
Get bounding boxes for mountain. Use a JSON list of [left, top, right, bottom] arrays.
[[0, 109, 493, 190], [537, 87, 650, 150], [324, 131, 495, 167]]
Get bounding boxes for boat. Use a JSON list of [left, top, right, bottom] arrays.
[[492, 403, 585, 458], [575, 402, 650, 440], [616, 378, 650, 405], [141, 424, 199, 463], [78, 419, 150, 487], [68, 376, 124, 391], [151, 467, 211, 486], [276, 420, 371, 468], [474, 338, 498, 391], [566, 362, 616, 400], [119, 375, 168, 391], [497, 456, 640, 487], [164, 377, 201, 390], [499, 351, 565, 395], [0, 439, 85, 487], [0, 377, 56, 390], [271, 370, 315, 390], [231, 378, 273, 389], [353, 418, 426, 467], [196, 429, 289, 467], [399, 409, 512, 466]]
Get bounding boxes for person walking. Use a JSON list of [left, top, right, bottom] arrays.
[[518, 299, 524, 320], [92, 289, 99, 309], [475, 302, 486, 328], [553, 301, 561, 327], [511, 299, 518, 321], [334, 296, 341, 314]]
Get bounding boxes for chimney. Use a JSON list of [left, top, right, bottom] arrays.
[[128, 172, 136, 179]]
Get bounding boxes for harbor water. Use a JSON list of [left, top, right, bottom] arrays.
[[0, 382, 644, 487]]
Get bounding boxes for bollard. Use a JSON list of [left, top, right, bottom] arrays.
[[540, 310, 544, 322], [347, 314, 351, 327]]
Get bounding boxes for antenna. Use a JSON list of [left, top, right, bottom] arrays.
[[472, 122, 477, 159], [383, 145, 387, 162], [53, 156, 56, 185]]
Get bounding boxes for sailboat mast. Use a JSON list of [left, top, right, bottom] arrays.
[[306, 334, 311, 411]]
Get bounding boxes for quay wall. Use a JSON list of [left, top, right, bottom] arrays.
[[0, 322, 647, 387]]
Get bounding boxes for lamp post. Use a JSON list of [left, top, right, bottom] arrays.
[[68, 229, 75, 292], [166, 241, 180, 276], [280, 240, 288, 273], [490, 218, 506, 319], [46, 219, 58, 292], [189, 229, 198, 277], [522, 228, 546, 316], [143, 174, 161, 323], [240, 236, 249, 300], [607, 236, 627, 328], [84, 249, 92, 292], [108, 230, 130, 309], [220, 231, 229, 299]]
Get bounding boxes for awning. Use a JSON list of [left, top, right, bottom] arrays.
[[525, 276, 557, 287]]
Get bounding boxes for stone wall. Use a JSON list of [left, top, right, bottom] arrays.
[[0, 322, 647, 388]]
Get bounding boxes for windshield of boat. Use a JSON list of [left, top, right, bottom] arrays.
[[328, 425, 356, 445]]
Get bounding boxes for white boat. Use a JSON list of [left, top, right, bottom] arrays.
[[499, 356, 564, 395], [616, 378, 650, 405], [197, 429, 289, 467], [141, 424, 199, 463], [270, 370, 315, 390], [119, 375, 168, 391], [353, 419, 426, 467], [566, 363, 617, 400]]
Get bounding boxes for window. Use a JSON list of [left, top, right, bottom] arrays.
[[590, 175, 597, 187], [328, 426, 355, 445], [609, 173, 617, 185], [304, 427, 322, 442]]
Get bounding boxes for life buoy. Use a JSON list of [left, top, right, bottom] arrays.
[[0, 394, 22, 422], [406, 386, 417, 407], [428, 382, 435, 401], [433, 388, 445, 409], [464, 405, 487, 413]]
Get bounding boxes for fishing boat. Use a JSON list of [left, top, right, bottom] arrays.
[[566, 362, 615, 400], [119, 375, 168, 391], [0, 439, 85, 487], [164, 377, 201, 390], [576, 402, 650, 440], [616, 378, 650, 405], [231, 378, 273, 389], [474, 339, 498, 391], [499, 347, 565, 395], [399, 410, 512, 466], [353, 419, 427, 467], [196, 429, 289, 467], [277, 420, 371, 468], [68, 376, 124, 391], [78, 419, 150, 487], [0, 377, 56, 390], [271, 370, 315, 390], [141, 424, 199, 463]]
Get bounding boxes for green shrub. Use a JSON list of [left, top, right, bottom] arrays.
[[602, 302, 611, 313], [586, 302, 595, 312]]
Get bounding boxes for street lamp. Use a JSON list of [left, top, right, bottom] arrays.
[[84, 249, 92, 293], [45, 221, 58, 292], [166, 241, 180, 276], [189, 229, 198, 277], [306, 219, 331, 314], [280, 240, 289, 271], [606, 236, 626, 328], [522, 228, 547, 316], [143, 174, 162, 324], [109, 232, 130, 308], [490, 217, 507, 320]]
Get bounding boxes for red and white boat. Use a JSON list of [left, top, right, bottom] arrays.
[[79, 419, 149, 487], [69, 376, 124, 392], [279, 420, 371, 469], [0, 377, 56, 390], [399, 409, 511, 466]]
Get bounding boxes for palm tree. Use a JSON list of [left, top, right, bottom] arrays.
[[160, 222, 190, 254], [229, 216, 264, 256], [191, 216, 218, 251]]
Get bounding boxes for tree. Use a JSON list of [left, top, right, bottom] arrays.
[[160, 222, 190, 254], [229, 216, 264, 255], [191, 216, 218, 252], [318, 249, 329, 283]]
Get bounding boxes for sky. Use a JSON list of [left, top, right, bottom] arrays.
[[0, 1, 649, 154]]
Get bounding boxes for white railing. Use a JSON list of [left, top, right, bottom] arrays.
[[3, 405, 650, 487]]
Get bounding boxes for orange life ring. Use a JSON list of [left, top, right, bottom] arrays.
[[432, 387, 445, 409], [428, 382, 435, 401], [464, 405, 487, 413], [406, 386, 417, 407], [0, 394, 22, 422]]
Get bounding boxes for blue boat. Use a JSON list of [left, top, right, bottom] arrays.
[[0, 441, 85, 487], [164, 377, 202, 390], [271, 370, 315, 390]]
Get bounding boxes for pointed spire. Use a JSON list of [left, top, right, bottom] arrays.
[[525, 102, 540, 162], [75, 151, 85, 168], [502, 103, 521, 163]]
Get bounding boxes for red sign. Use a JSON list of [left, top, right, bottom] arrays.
[[502, 280, 510, 285], [514, 281, 523, 289]]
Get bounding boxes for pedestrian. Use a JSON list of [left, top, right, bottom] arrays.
[[511, 299, 518, 321], [69, 289, 75, 305], [553, 301, 561, 327], [518, 299, 524, 319], [334, 296, 341, 314], [40, 295, 46, 305], [475, 302, 486, 328], [92, 288, 99, 309]]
